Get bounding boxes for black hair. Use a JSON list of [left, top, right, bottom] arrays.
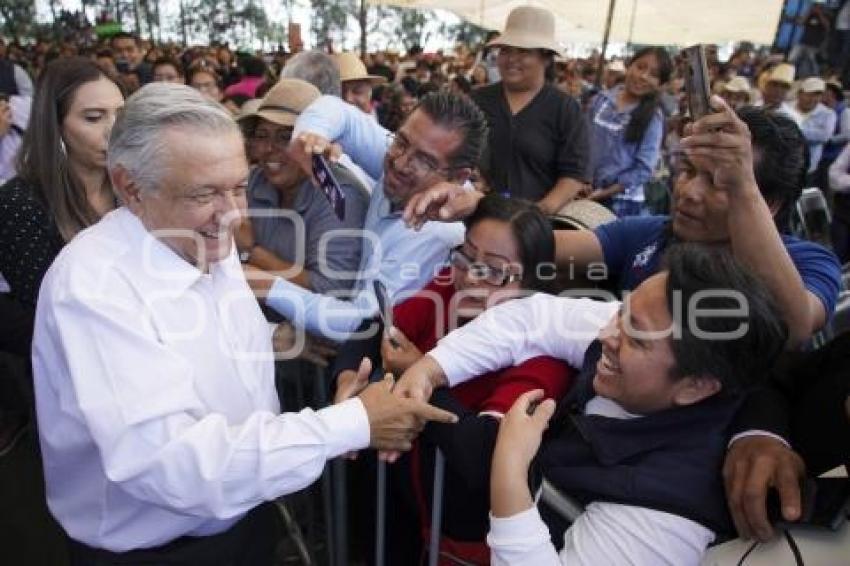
[[624, 47, 673, 143], [464, 194, 555, 292], [242, 56, 267, 78], [413, 91, 488, 170], [152, 56, 184, 77], [664, 243, 787, 393], [110, 32, 140, 46], [452, 75, 472, 94], [825, 82, 843, 102], [736, 106, 809, 233]]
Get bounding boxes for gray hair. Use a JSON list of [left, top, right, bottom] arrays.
[[108, 82, 240, 192], [280, 51, 342, 97]]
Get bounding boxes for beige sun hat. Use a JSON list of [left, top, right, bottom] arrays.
[[551, 200, 617, 231], [800, 77, 826, 93], [723, 76, 752, 93], [236, 98, 262, 121], [237, 78, 320, 127], [335, 52, 387, 85], [766, 63, 795, 86], [487, 6, 563, 54]]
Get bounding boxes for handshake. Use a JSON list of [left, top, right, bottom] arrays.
[[335, 356, 453, 459]]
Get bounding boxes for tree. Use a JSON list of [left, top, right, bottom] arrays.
[[0, 0, 36, 43], [310, 0, 354, 51]]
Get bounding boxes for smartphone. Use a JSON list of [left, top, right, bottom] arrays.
[[373, 280, 399, 348], [312, 154, 346, 221], [768, 477, 850, 531], [683, 44, 711, 120]]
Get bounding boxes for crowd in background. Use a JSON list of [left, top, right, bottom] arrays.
[[0, 3, 849, 566]]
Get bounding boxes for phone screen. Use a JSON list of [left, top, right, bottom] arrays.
[[683, 44, 711, 120], [312, 155, 346, 221], [373, 280, 399, 347]]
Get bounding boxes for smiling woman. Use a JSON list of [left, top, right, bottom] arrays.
[[0, 56, 125, 559], [0, 56, 124, 310]]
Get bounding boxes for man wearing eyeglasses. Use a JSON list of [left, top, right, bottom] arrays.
[[244, 90, 488, 343]]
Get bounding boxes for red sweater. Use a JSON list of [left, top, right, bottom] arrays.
[[393, 267, 574, 413]]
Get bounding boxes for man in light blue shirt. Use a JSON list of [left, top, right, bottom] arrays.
[[252, 92, 487, 341], [781, 77, 837, 174]]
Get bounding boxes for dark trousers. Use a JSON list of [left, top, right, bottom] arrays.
[[67, 503, 281, 566]]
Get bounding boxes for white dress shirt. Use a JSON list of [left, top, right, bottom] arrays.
[[426, 293, 715, 565], [33, 207, 370, 552]]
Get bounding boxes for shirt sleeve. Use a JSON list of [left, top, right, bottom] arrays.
[[488, 506, 562, 566], [830, 109, 850, 145], [429, 294, 619, 387], [13, 65, 33, 98], [556, 96, 590, 182], [557, 502, 715, 566], [294, 95, 390, 180], [787, 238, 842, 317], [40, 283, 371, 520], [801, 109, 837, 144], [829, 143, 850, 193], [304, 182, 368, 295], [266, 276, 379, 341], [593, 217, 641, 278], [616, 112, 663, 191]]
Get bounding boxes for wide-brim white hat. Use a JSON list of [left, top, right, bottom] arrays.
[[487, 6, 563, 54]]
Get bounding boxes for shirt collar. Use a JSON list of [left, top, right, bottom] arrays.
[[115, 207, 237, 294], [249, 168, 310, 214], [374, 179, 401, 219]]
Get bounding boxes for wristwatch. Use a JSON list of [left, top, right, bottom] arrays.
[[239, 244, 257, 264]]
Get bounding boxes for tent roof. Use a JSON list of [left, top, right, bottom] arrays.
[[369, 0, 785, 47]]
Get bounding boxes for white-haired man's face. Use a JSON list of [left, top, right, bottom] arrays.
[[127, 128, 249, 270]]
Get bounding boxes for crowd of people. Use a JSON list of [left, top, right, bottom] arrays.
[[0, 3, 849, 566]]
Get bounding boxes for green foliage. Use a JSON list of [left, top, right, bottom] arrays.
[[0, 0, 36, 41]]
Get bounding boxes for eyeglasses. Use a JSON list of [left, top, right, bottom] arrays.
[[386, 133, 453, 178], [252, 129, 292, 149], [450, 246, 521, 287]]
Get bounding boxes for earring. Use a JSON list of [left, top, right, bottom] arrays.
[[59, 138, 68, 157]]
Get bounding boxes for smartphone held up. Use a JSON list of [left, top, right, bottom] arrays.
[[683, 44, 712, 121]]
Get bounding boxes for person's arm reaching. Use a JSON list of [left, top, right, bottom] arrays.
[[394, 294, 618, 400], [293, 95, 390, 180], [682, 96, 830, 346]]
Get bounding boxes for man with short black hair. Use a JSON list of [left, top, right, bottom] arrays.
[[110, 32, 152, 84], [404, 98, 841, 348], [246, 91, 488, 341]]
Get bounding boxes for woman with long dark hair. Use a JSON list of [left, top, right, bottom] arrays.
[[586, 46, 672, 217], [0, 55, 123, 561], [0, 55, 122, 403]]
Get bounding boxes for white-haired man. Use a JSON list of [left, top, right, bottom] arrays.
[[32, 83, 455, 564]]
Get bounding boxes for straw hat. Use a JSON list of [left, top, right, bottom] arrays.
[[335, 52, 387, 85], [487, 6, 562, 54], [799, 77, 826, 93], [236, 98, 262, 121], [550, 200, 616, 231], [766, 63, 795, 86], [723, 76, 751, 93], [237, 78, 320, 127]]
